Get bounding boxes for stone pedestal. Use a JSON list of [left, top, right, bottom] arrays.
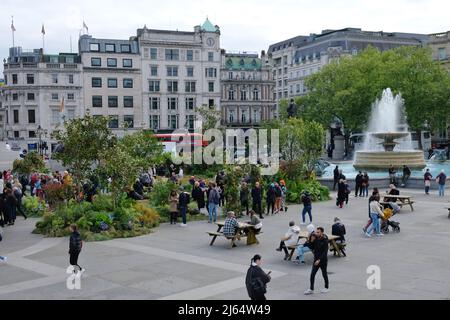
[[333, 135, 345, 160]]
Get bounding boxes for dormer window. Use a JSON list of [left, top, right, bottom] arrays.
[[239, 59, 245, 66]]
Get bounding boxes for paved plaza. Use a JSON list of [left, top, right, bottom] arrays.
[[0, 188, 449, 300]]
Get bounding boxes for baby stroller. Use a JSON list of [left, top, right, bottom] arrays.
[[381, 204, 400, 234]]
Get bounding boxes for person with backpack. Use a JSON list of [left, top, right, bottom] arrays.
[[245, 254, 271, 301], [280, 180, 288, 212], [251, 182, 263, 219], [266, 183, 276, 215], [208, 183, 220, 223], [178, 187, 190, 227], [436, 170, 447, 197], [300, 191, 312, 224], [69, 224, 84, 273], [304, 227, 329, 295]]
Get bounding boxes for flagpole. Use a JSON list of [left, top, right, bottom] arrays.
[[11, 16, 15, 47]]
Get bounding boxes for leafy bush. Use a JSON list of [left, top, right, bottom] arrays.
[[149, 181, 177, 207], [285, 179, 330, 203], [22, 196, 46, 217], [134, 202, 160, 227], [42, 183, 74, 205]]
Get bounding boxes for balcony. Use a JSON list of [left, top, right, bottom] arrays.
[[46, 63, 61, 69]]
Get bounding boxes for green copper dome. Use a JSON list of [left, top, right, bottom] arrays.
[[201, 18, 217, 32]]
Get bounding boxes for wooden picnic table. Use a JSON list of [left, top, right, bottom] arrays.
[[207, 221, 259, 248], [382, 194, 415, 211], [286, 232, 345, 260]]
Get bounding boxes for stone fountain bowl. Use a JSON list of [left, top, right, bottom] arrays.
[[370, 132, 410, 140], [353, 150, 426, 170]]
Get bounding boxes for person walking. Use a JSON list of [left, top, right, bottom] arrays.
[[355, 171, 363, 197], [69, 224, 84, 273], [178, 187, 190, 227], [251, 182, 264, 219], [191, 181, 205, 212], [245, 254, 271, 301], [4, 189, 17, 226], [333, 166, 339, 190], [336, 179, 346, 208], [240, 182, 250, 216], [274, 183, 282, 213], [13, 184, 27, 220], [168, 190, 179, 225], [365, 195, 384, 237], [436, 170, 447, 197], [300, 191, 313, 224], [424, 169, 433, 195], [266, 183, 276, 215], [304, 227, 329, 295], [207, 183, 220, 223]]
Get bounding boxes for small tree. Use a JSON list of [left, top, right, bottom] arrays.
[[13, 152, 46, 175], [120, 131, 166, 171], [195, 105, 223, 132]]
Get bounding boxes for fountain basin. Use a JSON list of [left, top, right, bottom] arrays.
[[353, 150, 426, 170]]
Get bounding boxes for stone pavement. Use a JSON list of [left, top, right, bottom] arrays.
[[0, 188, 449, 300]]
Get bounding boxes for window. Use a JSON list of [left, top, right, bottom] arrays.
[[105, 44, 116, 53], [92, 96, 102, 108], [124, 115, 134, 128], [186, 66, 194, 77], [14, 131, 20, 138], [228, 110, 235, 123], [4, 75, 6, 85], [68, 74, 74, 84], [168, 97, 178, 110], [167, 66, 179, 77], [150, 66, 158, 76], [150, 48, 157, 60], [240, 89, 247, 101], [121, 44, 131, 53], [52, 110, 59, 124], [149, 80, 160, 92], [208, 52, 214, 62], [186, 115, 195, 129], [150, 97, 160, 110], [187, 50, 194, 61], [123, 78, 133, 88], [150, 115, 160, 130], [185, 97, 195, 110], [165, 49, 179, 61], [91, 57, 101, 66], [208, 81, 215, 92], [108, 96, 118, 108], [185, 81, 196, 93], [28, 110, 35, 124], [208, 99, 214, 107], [228, 88, 235, 100], [108, 116, 119, 129], [123, 59, 133, 68], [167, 81, 178, 93], [205, 68, 217, 77], [229, 72, 233, 80], [352, 48, 358, 56], [12, 74, 18, 84], [241, 110, 248, 124], [13, 110, 19, 124], [90, 43, 100, 52], [27, 93, 35, 101], [439, 47, 447, 61], [253, 110, 261, 123], [107, 78, 118, 88], [168, 115, 179, 129], [107, 58, 117, 67], [27, 74, 34, 84], [296, 84, 300, 93], [92, 78, 102, 88], [29, 131, 36, 138], [252, 88, 259, 101], [52, 74, 58, 84], [12, 93, 18, 101], [67, 93, 75, 100], [124, 96, 134, 108]]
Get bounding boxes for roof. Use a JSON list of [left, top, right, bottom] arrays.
[[224, 54, 261, 70], [201, 18, 218, 32]]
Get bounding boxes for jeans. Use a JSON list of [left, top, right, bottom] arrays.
[[208, 203, 218, 222], [301, 205, 312, 223], [363, 186, 369, 197], [425, 186, 430, 194], [366, 213, 381, 235], [296, 246, 311, 262], [310, 260, 329, 290], [180, 206, 187, 224], [439, 184, 445, 196]]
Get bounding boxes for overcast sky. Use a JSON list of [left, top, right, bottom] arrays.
[[1, 0, 449, 73]]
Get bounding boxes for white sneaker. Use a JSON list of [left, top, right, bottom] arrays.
[[365, 232, 372, 238], [180, 223, 187, 227], [304, 288, 314, 295], [0, 256, 7, 263], [321, 288, 330, 293], [376, 233, 383, 236]]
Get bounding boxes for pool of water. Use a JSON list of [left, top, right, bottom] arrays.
[[321, 161, 450, 179]]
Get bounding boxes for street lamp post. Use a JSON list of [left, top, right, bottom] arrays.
[[36, 125, 48, 156]]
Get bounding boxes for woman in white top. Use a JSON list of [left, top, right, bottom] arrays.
[[365, 195, 384, 237], [276, 221, 300, 260]]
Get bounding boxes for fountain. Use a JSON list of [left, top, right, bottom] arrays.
[[353, 89, 426, 170]]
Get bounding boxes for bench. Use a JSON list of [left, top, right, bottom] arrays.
[[380, 201, 415, 209], [330, 242, 347, 257], [207, 231, 248, 248]]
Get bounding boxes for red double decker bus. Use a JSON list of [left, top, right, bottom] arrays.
[[153, 133, 208, 148]]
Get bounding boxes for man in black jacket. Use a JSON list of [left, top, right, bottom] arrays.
[[304, 227, 329, 295], [355, 171, 363, 197], [333, 166, 339, 190], [251, 182, 263, 219], [69, 224, 84, 273], [178, 187, 190, 227], [245, 254, 271, 300]]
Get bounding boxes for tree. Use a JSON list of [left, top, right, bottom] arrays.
[[13, 152, 46, 175], [53, 114, 116, 185], [195, 105, 223, 132]]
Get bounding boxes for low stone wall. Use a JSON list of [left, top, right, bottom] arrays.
[[318, 177, 445, 191]]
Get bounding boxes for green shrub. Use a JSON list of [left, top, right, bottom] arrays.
[[22, 196, 46, 217], [42, 183, 73, 205], [149, 181, 177, 206]]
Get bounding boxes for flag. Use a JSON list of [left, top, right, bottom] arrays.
[[83, 21, 88, 33], [59, 96, 65, 113], [41, 24, 45, 35], [11, 21, 16, 32]]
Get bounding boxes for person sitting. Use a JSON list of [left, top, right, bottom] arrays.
[[332, 217, 346, 244], [246, 210, 262, 245], [295, 224, 316, 264], [223, 211, 240, 247], [276, 221, 301, 260], [385, 184, 399, 203], [169, 172, 179, 184]]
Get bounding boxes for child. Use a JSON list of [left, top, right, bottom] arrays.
[[69, 224, 84, 273]]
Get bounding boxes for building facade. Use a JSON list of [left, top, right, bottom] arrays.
[[220, 51, 275, 127], [137, 18, 221, 132], [78, 35, 142, 136], [2, 47, 82, 151]]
